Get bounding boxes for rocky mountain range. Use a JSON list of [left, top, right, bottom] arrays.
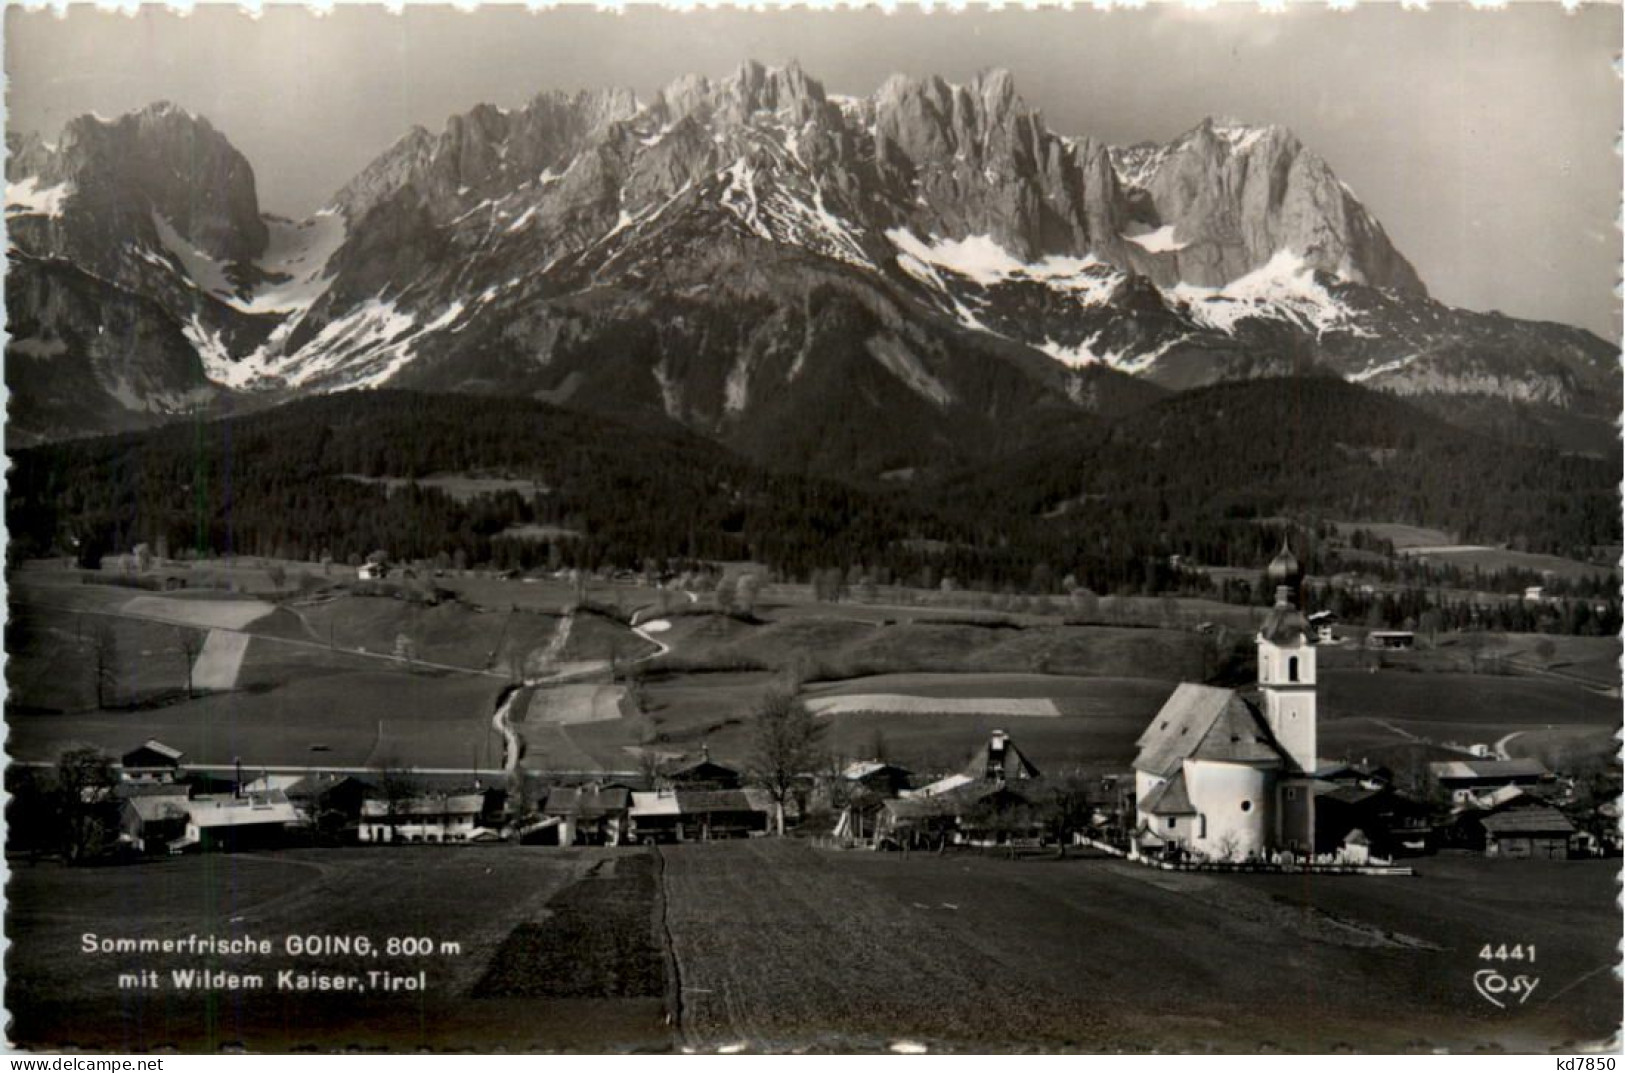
[[5, 62, 1618, 468]]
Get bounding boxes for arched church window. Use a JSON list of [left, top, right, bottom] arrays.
[[1288, 656, 1299, 682]]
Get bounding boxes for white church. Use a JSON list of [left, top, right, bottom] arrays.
[[1133, 544, 1319, 858]]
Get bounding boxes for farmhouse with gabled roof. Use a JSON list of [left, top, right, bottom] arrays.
[[664, 748, 743, 790], [120, 740, 184, 783], [975, 729, 1039, 783], [1134, 544, 1319, 858]]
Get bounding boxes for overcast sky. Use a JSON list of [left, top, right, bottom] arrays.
[[5, 4, 1620, 339]]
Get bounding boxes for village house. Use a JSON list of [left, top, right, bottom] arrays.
[[1436, 780, 1580, 852], [626, 788, 773, 843], [1428, 759, 1553, 804], [873, 730, 1046, 849], [286, 773, 373, 827], [662, 751, 743, 791], [534, 785, 631, 845], [840, 760, 914, 798], [677, 790, 776, 839], [170, 789, 301, 853], [116, 783, 192, 854], [1314, 782, 1433, 856], [905, 729, 1040, 801], [827, 760, 915, 841], [627, 790, 684, 843], [245, 772, 373, 831], [876, 783, 1047, 850], [1307, 610, 1339, 643], [1133, 545, 1318, 859], [119, 740, 184, 784], [360, 790, 502, 844]]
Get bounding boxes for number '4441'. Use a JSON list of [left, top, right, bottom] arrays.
[[1479, 943, 1535, 963]]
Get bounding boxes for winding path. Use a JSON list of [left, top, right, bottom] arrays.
[[1493, 730, 1526, 761]]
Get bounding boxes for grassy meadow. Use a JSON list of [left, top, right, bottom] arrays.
[[9, 840, 1616, 1053]]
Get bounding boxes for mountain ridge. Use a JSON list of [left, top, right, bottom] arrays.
[[5, 62, 1617, 466]]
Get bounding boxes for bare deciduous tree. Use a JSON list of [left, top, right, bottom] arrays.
[[1212, 833, 1242, 863], [371, 754, 419, 824], [748, 688, 825, 835], [636, 748, 663, 790], [174, 627, 205, 698], [1043, 773, 1096, 858], [89, 620, 119, 709], [54, 746, 118, 863]]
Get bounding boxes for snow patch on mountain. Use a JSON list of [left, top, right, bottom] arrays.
[[1171, 250, 1361, 336], [721, 158, 771, 241], [151, 208, 346, 320], [1123, 223, 1187, 254], [6, 176, 74, 219], [1107, 143, 1169, 192], [277, 299, 421, 389], [183, 315, 242, 386], [1038, 334, 1115, 369], [1350, 352, 1423, 384], [241, 210, 347, 314], [887, 230, 1119, 298], [886, 230, 1028, 286], [1211, 122, 1271, 154], [153, 212, 241, 302], [212, 297, 451, 392]]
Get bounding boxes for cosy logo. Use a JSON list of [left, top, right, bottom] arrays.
[[1473, 968, 1540, 1008]]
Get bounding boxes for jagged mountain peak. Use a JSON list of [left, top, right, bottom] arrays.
[[1191, 116, 1295, 156], [11, 98, 268, 265]]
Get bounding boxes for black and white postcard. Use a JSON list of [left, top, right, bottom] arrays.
[[4, 2, 1620, 1054]]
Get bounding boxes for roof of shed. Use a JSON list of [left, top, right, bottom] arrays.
[[187, 791, 300, 828], [1481, 808, 1575, 836], [1430, 759, 1550, 782]]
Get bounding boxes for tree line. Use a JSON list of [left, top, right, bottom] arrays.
[[9, 381, 1618, 612]]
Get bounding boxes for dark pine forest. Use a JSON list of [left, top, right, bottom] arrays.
[[8, 379, 1620, 601]]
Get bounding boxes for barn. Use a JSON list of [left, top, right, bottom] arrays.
[[627, 788, 772, 842], [1481, 808, 1576, 860]]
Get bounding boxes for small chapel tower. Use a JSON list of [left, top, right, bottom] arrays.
[[1257, 542, 1317, 775]]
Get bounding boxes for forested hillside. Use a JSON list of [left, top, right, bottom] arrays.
[[952, 377, 1621, 569], [9, 380, 1619, 597]]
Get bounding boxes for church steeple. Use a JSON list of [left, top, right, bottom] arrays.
[[1257, 543, 1316, 775], [1266, 539, 1302, 608]]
